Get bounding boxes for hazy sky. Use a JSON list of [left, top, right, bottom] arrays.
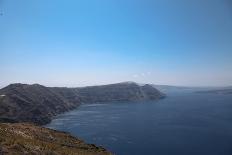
[[1, 0, 232, 87]]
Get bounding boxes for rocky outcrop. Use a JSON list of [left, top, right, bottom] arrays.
[[0, 82, 165, 125], [0, 123, 111, 155]]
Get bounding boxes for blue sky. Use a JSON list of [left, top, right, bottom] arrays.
[[1, 0, 232, 87]]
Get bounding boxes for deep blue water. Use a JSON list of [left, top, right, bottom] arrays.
[[46, 93, 232, 155]]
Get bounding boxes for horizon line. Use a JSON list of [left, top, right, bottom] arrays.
[[0, 81, 231, 89]]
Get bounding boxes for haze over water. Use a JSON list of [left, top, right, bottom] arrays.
[[46, 92, 232, 155]]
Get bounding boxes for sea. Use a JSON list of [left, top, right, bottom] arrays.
[[46, 92, 232, 155]]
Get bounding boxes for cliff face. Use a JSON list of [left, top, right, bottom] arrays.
[[0, 84, 80, 125], [74, 82, 165, 103], [0, 123, 111, 155], [0, 82, 165, 125]]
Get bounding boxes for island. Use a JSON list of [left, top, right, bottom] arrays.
[[0, 82, 165, 154]]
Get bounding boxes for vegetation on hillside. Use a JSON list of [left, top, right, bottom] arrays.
[[0, 123, 111, 155]]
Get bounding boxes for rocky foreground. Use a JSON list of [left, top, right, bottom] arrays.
[[0, 123, 111, 155]]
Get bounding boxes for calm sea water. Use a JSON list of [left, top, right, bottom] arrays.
[[46, 93, 232, 155]]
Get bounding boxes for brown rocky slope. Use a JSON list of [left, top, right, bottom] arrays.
[[0, 123, 111, 155]]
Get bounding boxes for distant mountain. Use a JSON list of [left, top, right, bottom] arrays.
[[152, 85, 207, 94], [75, 82, 165, 103], [196, 87, 232, 95], [0, 82, 165, 125], [152, 84, 226, 94], [0, 123, 111, 155]]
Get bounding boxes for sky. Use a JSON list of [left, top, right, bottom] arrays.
[[0, 0, 232, 87]]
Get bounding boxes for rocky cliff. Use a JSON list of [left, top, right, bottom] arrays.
[[0, 82, 165, 125], [0, 84, 79, 125]]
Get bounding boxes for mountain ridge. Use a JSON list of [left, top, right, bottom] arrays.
[[0, 82, 165, 125]]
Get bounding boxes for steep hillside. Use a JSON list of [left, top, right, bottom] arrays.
[[0, 84, 80, 125], [0, 82, 165, 125], [0, 123, 111, 155], [75, 82, 165, 103]]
